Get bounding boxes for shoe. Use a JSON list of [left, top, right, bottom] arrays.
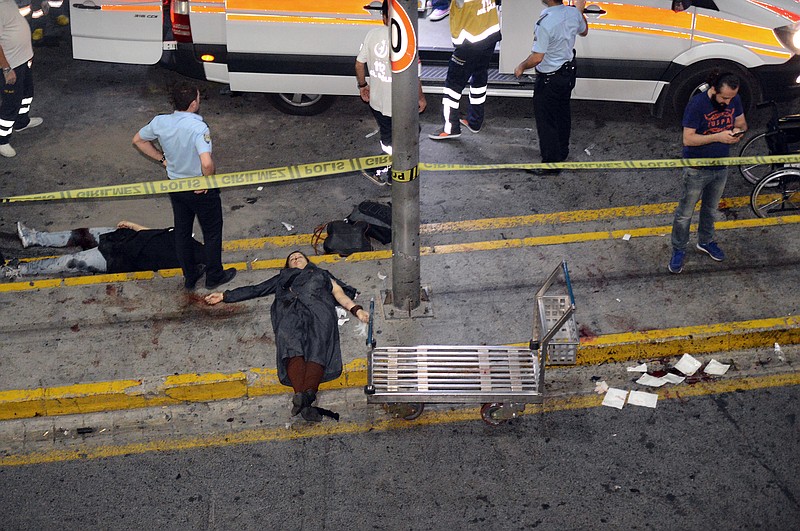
[[696, 241, 725, 262], [668, 249, 685, 274], [56, 15, 69, 26], [459, 118, 480, 134], [15, 117, 43, 132], [31, 28, 43, 41], [291, 390, 317, 417], [428, 129, 461, 141], [300, 406, 323, 422], [183, 263, 207, 290], [205, 267, 237, 290], [1, 265, 21, 279], [0, 144, 16, 158], [361, 166, 391, 186], [429, 8, 449, 21], [525, 168, 561, 176], [16, 221, 35, 248]]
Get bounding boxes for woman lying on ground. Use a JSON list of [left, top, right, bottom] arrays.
[[204, 250, 369, 422]]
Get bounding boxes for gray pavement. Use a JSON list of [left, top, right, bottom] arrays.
[[0, 39, 798, 397]]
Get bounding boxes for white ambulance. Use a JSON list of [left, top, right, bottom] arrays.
[[70, 0, 800, 117]]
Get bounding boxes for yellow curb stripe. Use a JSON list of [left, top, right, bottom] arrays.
[[1, 314, 797, 421], [2, 371, 797, 467]]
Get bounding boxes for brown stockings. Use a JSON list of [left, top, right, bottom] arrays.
[[285, 356, 325, 393]]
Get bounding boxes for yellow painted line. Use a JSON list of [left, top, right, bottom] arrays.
[[1, 371, 796, 468], [2, 212, 798, 293], [1, 314, 797, 421]]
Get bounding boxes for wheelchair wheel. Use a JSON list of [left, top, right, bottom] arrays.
[[739, 132, 775, 185], [751, 168, 800, 218]]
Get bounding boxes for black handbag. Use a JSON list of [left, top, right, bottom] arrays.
[[312, 220, 372, 257]]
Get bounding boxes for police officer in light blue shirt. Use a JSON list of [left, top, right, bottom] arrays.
[[133, 82, 236, 291], [515, 0, 588, 174], [138, 112, 212, 180]]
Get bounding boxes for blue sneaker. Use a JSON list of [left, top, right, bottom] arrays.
[[669, 249, 685, 274], [696, 241, 725, 261]]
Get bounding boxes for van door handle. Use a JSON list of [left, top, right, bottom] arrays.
[[583, 5, 607, 15], [72, 3, 101, 9]]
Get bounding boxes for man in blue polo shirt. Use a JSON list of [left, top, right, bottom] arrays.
[[133, 82, 236, 290]]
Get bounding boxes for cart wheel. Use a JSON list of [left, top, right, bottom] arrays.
[[480, 403, 507, 426], [382, 403, 425, 420]]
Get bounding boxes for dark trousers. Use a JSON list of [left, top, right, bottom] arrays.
[[370, 107, 392, 154], [442, 43, 494, 134], [0, 62, 34, 146], [533, 69, 576, 163], [169, 189, 224, 283]]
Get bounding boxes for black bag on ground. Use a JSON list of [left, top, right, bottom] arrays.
[[312, 220, 372, 257], [347, 201, 392, 244]]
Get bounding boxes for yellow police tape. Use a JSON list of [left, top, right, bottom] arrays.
[[2, 153, 799, 203]]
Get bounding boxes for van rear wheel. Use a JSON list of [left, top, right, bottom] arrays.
[[666, 62, 759, 121], [268, 93, 336, 116]]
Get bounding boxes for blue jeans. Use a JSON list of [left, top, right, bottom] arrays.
[[19, 248, 107, 276], [431, 0, 449, 9], [671, 167, 728, 251]]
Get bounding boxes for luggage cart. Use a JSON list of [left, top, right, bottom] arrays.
[[364, 261, 577, 425]]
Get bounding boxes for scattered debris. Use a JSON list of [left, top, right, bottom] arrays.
[[336, 307, 349, 326], [366, 129, 379, 138], [594, 380, 609, 394], [628, 390, 658, 408], [257, 186, 263, 191], [636, 373, 669, 387], [602, 388, 627, 409], [377, 272, 387, 281], [622, 234, 631, 241], [775, 342, 785, 362], [281, 222, 294, 232], [674, 353, 702, 376], [627, 363, 647, 373], [584, 144, 595, 156], [703, 359, 730, 376], [76, 427, 94, 435]]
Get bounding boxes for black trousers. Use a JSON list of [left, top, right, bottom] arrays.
[[0, 62, 34, 146], [533, 69, 576, 163], [169, 189, 224, 283], [442, 42, 494, 134]]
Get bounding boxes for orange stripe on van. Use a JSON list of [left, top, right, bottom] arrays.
[[743, 45, 793, 60], [594, 2, 693, 30], [226, 0, 369, 17], [191, 6, 226, 14], [101, 5, 160, 11], [589, 23, 692, 41], [227, 13, 380, 25], [695, 13, 785, 50]]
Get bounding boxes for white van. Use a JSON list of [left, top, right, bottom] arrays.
[[70, 0, 800, 116]]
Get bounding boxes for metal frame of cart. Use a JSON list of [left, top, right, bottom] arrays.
[[364, 261, 577, 425]]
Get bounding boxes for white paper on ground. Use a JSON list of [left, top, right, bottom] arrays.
[[704, 359, 730, 376], [628, 390, 658, 408], [627, 363, 648, 372], [622, 234, 631, 241], [602, 388, 628, 409], [281, 222, 294, 232], [336, 307, 349, 326], [674, 353, 702, 376], [663, 373, 686, 384], [636, 374, 668, 387], [594, 380, 609, 394]]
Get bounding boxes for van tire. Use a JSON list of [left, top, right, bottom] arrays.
[[665, 61, 760, 121], [269, 93, 336, 116]]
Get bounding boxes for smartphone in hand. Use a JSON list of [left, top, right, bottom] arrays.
[[731, 130, 745, 137]]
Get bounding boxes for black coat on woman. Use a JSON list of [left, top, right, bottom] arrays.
[[222, 263, 357, 386]]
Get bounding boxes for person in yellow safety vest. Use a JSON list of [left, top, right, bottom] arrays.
[[429, 0, 501, 140]]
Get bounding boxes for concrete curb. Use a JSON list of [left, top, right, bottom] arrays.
[[1, 315, 798, 421]]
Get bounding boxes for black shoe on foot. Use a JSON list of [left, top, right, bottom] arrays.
[[205, 267, 237, 290], [183, 264, 208, 290], [291, 390, 317, 416], [300, 406, 323, 422]]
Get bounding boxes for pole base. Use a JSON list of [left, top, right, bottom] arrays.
[[380, 286, 434, 320]]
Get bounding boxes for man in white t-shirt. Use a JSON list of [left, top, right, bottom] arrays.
[[355, 0, 426, 185], [0, 0, 44, 158]]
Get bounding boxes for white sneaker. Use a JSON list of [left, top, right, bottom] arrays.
[[0, 144, 16, 158], [15, 117, 43, 132], [429, 8, 449, 21], [17, 221, 35, 248]]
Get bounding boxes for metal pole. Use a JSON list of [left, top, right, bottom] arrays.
[[390, 0, 421, 311]]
